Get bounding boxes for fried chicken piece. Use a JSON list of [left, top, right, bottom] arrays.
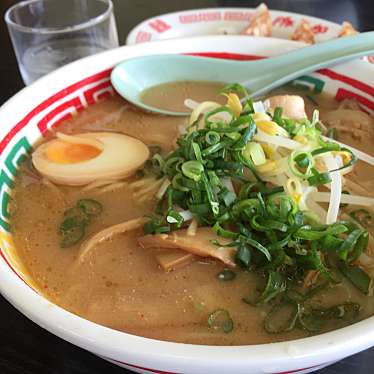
[[338, 21, 358, 37], [241, 3, 272, 37], [290, 19, 315, 44]]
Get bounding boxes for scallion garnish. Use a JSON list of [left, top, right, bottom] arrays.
[[217, 269, 236, 281], [326, 127, 338, 140], [181, 160, 204, 182], [207, 309, 234, 333], [77, 199, 103, 216], [307, 170, 332, 187], [244, 271, 286, 305], [59, 199, 102, 248], [338, 262, 371, 294], [142, 82, 370, 337]]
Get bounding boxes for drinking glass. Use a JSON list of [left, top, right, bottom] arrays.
[[5, 0, 119, 85]]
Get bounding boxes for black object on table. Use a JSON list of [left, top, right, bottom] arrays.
[[0, 0, 373, 373]]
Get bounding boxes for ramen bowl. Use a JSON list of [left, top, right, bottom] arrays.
[[0, 36, 373, 374]]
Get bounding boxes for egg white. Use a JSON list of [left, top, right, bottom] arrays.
[[32, 132, 150, 186]]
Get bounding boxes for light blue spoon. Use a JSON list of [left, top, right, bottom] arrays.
[[111, 32, 374, 116]]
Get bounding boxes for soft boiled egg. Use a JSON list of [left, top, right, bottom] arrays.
[[32, 132, 150, 185]]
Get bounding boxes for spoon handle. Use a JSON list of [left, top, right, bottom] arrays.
[[240, 31, 374, 96]]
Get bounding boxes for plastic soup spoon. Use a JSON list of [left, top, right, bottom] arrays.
[[111, 32, 374, 116]]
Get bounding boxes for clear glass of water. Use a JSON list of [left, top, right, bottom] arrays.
[[5, 0, 119, 85]]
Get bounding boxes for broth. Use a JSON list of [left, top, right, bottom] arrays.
[[11, 82, 374, 345], [141, 81, 225, 112]]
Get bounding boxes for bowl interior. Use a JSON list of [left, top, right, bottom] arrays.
[[0, 35, 373, 373]]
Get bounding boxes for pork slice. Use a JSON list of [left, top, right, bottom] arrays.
[[266, 95, 307, 120], [138, 227, 236, 267], [290, 19, 315, 44]]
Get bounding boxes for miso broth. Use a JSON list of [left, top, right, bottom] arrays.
[[141, 81, 225, 113], [10, 82, 374, 345]]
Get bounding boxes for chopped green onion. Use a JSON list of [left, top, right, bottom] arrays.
[[201, 140, 230, 157], [214, 160, 242, 171], [59, 199, 103, 248], [238, 182, 257, 200], [150, 153, 165, 173], [326, 128, 338, 140], [181, 160, 204, 182], [139, 84, 370, 338], [311, 302, 360, 321], [289, 150, 314, 179], [242, 98, 255, 114], [192, 142, 204, 164], [188, 203, 211, 215], [243, 142, 266, 166], [201, 172, 219, 215], [77, 199, 103, 217], [172, 173, 190, 192], [295, 152, 310, 168], [205, 106, 234, 126], [307, 170, 332, 187], [60, 225, 85, 248], [205, 131, 221, 145], [272, 107, 283, 124], [213, 222, 238, 239], [230, 114, 253, 128], [207, 170, 221, 189], [61, 207, 90, 228], [348, 231, 369, 263], [235, 245, 251, 268], [311, 143, 340, 156], [233, 150, 262, 181], [245, 271, 286, 305], [250, 215, 288, 233], [337, 229, 366, 262], [295, 223, 347, 240], [264, 300, 300, 333], [207, 309, 234, 333], [220, 83, 248, 97], [217, 269, 236, 281], [338, 262, 371, 295], [232, 120, 256, 150], [166, 210, 184, 227], [163, 157, 184, 176], [143, 217, 170, 235]]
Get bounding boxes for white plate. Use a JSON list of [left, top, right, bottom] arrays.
[[126, 7, 343, 45]]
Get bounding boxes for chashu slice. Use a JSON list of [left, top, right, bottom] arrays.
[[265, 95, 307, 120], [138, 227, 236, 267]]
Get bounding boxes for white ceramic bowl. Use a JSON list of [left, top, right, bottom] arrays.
[[0, 36, 373, 374]]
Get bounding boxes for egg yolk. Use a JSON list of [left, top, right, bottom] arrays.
[[45, 140, 102, 164]]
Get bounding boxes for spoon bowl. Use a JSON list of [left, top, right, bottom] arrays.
[[111, 54, 234, 116], [111, 32, 374, 116]]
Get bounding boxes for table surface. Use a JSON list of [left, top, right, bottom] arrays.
[[1, 0, 374, 373]]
